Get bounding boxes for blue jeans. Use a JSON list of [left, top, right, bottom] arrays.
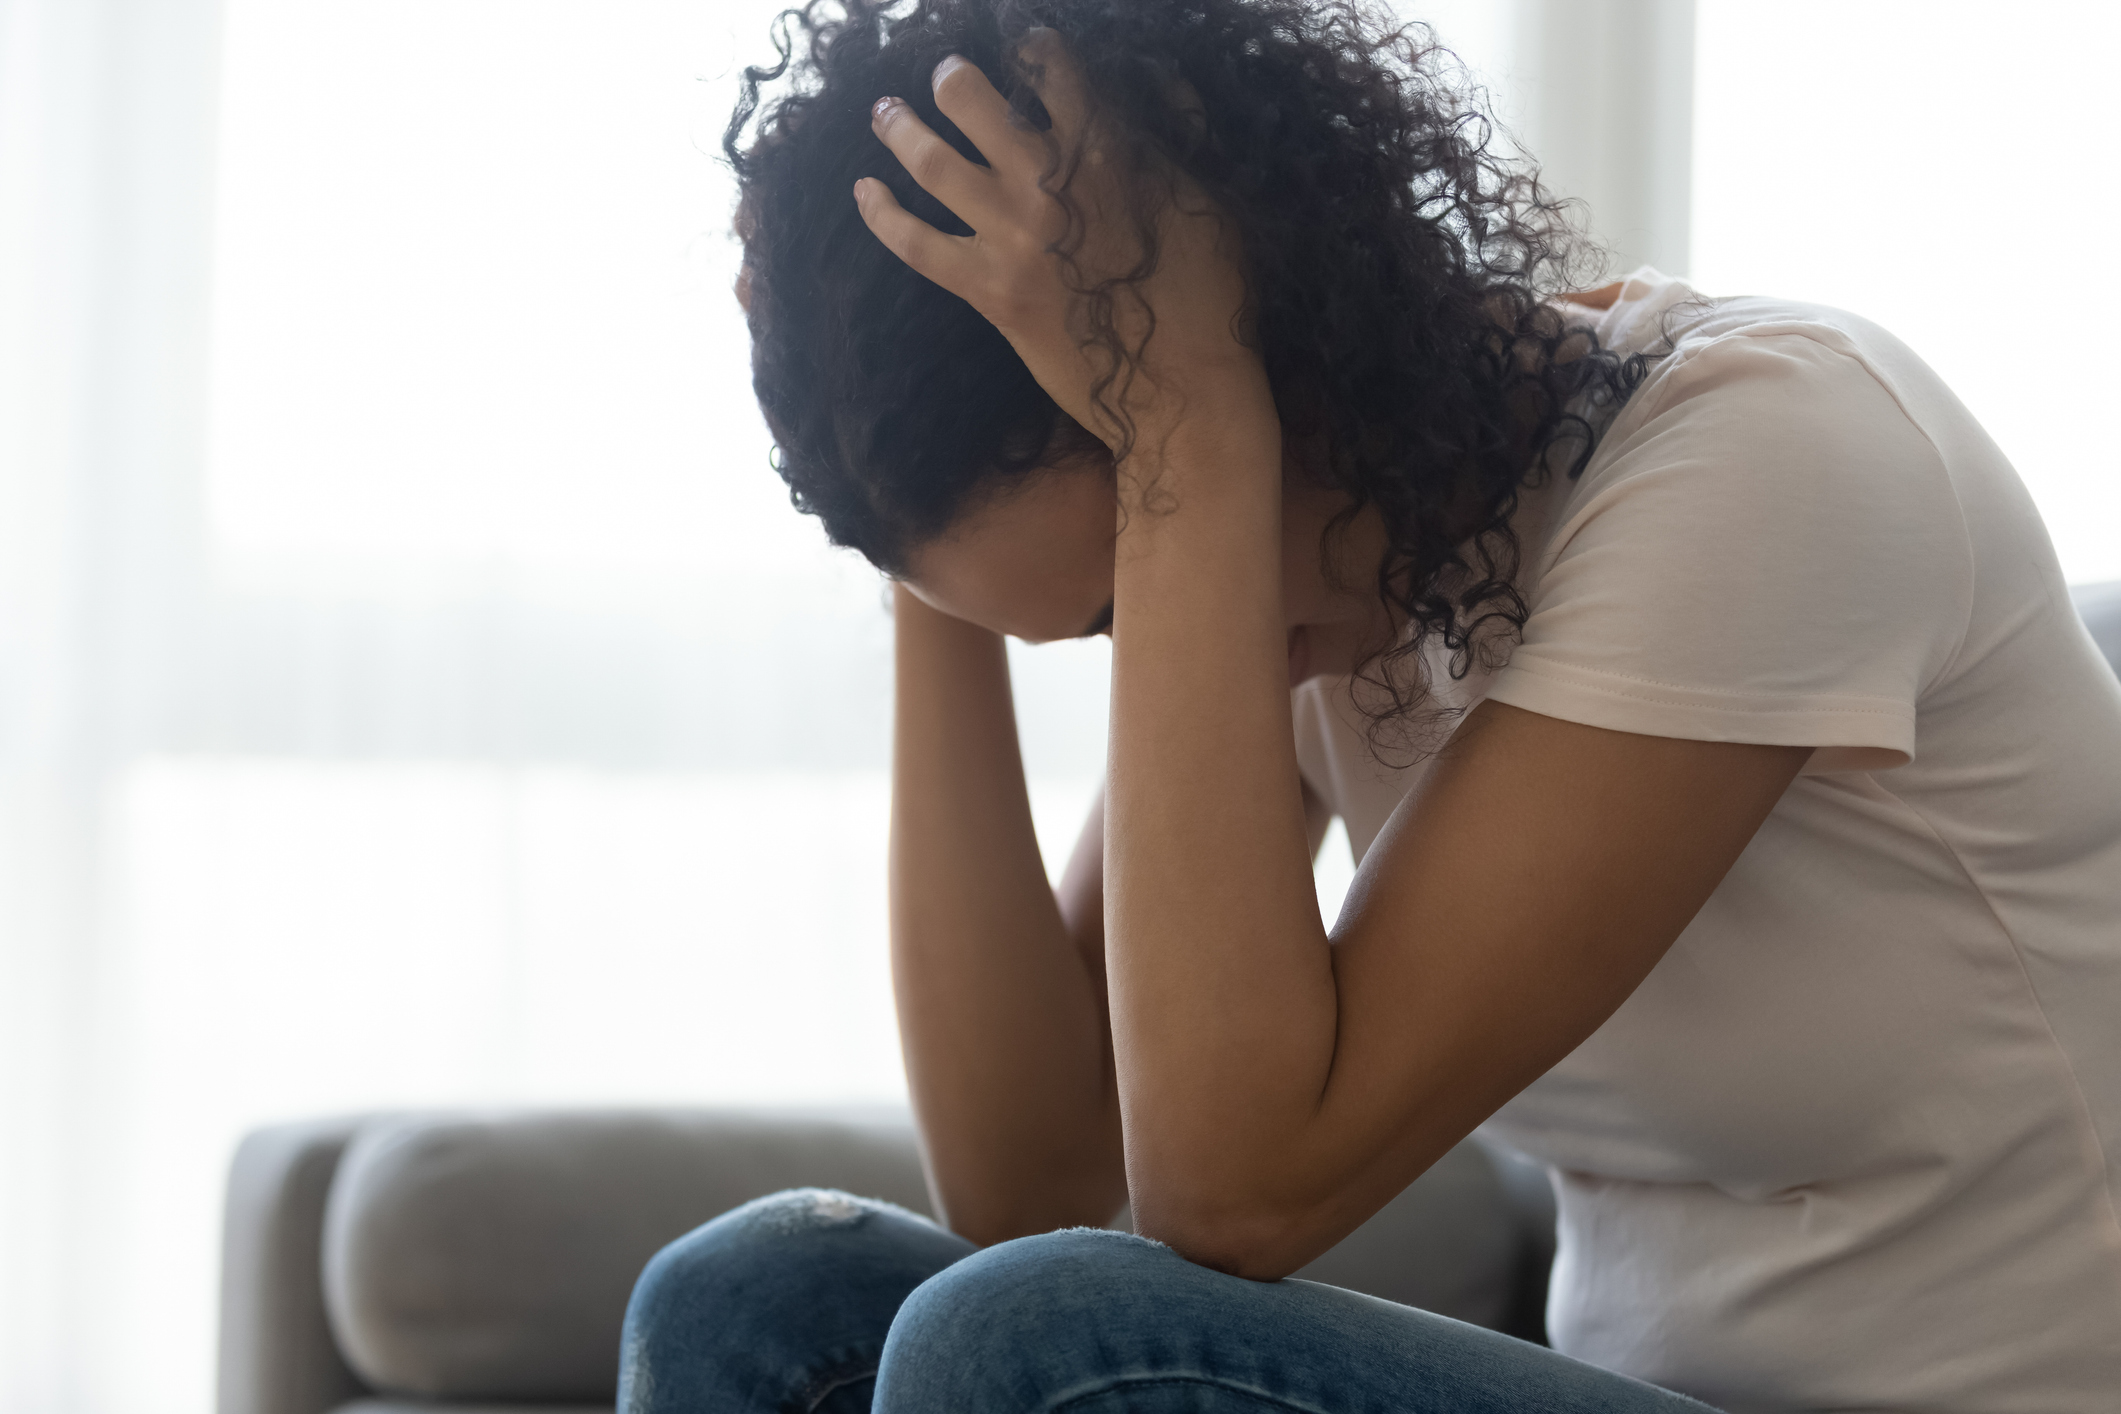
[[618, 1187, 1719, 1413]]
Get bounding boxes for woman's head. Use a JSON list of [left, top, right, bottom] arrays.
[[726, 0, 1643, 714]]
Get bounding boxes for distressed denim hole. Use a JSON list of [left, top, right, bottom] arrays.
[[753, 1187, 880, 1234]]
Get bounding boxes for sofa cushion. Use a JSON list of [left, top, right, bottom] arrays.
[[322, 1108, 930, 1402]]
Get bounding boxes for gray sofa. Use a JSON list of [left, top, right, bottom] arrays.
[[216, 1110, 1557, 1414], [2077, 579, 2121, 670]]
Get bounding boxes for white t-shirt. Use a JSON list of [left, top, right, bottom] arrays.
[[1292, 272, 2121, 1413]]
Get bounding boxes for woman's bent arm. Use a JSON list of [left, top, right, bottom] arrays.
[[889, 583, 1126, 1243], [1104, 411, 1808, 1276]]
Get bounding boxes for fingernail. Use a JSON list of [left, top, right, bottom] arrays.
[[872, 96, 898, 122], [933, 54, 965, 88]]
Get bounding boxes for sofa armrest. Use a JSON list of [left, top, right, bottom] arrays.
[[217, 1116, 380, 1414], [1475, 1136, 1558, 1344], [2071, 580, 2121, 676]]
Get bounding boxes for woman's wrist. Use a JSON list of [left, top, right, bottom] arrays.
[[1127, 366, 1279, 456], [892, 579, 1002, 647], [1117, 389, 1284, 538]]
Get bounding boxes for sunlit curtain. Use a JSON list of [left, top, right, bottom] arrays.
[[3, 1, 226, 1407], [0, 2, 1104, 1408]]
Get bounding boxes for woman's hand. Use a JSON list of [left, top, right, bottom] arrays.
[[855, 31, 1267, 457]]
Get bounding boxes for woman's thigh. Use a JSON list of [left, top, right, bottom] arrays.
[[876, 1228, 1720, 1414], [619, 1187, 974, 1414]]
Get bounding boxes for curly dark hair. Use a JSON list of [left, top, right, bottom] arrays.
[[724, 0, 1648, 727]]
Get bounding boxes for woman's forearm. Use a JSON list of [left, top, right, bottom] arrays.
[[1105, 403, 1343, 1257], [888, 583, 1126, 1243]]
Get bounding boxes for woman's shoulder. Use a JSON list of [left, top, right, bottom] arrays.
[[1559, 274, 1986, 516], [1583, 273, 1963, 445], [1496, 275, 1988, 773], [1561, 270, 1924, 399]]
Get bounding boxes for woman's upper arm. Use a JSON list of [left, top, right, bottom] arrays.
[[1178, 332, 1959, 1273], [1270, 701, 1808, 1264]]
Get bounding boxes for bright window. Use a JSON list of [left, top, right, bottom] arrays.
[[1692, 0, 2121, 583]]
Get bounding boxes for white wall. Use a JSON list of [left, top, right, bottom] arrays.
[[1692, 0, 2121, 583]]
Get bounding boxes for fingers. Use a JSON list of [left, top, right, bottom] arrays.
[[870, 95, 999, 230], [929, 54, 1045, 176], [853, 175, 973, 289]]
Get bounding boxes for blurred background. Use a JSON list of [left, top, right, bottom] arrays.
[[1, 1, 2115, 1409]]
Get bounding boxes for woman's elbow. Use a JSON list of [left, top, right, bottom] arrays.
[[1131, 1197, 1317, 1282]]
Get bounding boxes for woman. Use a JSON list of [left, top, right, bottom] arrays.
[[621, 1, 2121, 1409]]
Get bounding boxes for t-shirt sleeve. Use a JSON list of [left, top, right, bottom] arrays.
[[1484, 328, 1974, 773]]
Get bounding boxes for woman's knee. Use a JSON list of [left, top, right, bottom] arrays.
[[914, 1225, 1176, 1312], [893, 1225, 1182, 1337], [629, 1187, 967, 1327], [878, 1227, 1714, 1414], [875, 1227, 1193, 1408], [621, 1188, 971, 1413], [632, 1191, 860, 1309]]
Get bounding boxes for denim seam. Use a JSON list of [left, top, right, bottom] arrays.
[[788, 1353, 881, 1414], [1049, 1373, 1336, 1414]]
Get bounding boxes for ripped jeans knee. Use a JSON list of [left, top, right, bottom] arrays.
[[619, 1187, 974, 1414], [736, 1187, 903, 1235]]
